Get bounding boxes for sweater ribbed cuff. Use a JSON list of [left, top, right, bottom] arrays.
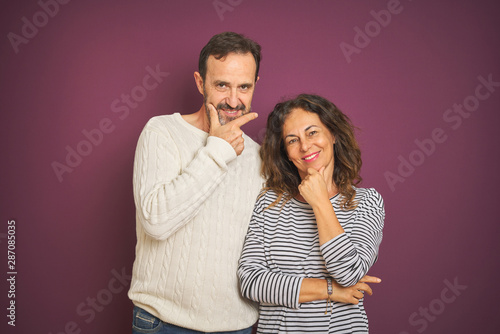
[[206, 136, 237, 164]]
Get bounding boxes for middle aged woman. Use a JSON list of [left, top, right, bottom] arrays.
[[238, 94, 385, 333]]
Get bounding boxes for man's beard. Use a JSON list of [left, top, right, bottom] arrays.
[[208, 102, 247, 125], [204, 88, 248, 126]]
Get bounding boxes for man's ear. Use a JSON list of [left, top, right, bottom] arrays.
[[194, 72, 204, 95], [256, 76, 260, 84]]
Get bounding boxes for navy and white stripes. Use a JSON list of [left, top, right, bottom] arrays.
[[238, 187, 384, 333]]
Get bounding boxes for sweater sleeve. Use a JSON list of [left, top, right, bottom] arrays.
[[133, 119, 237, 240], [320, 189, 385, 287], [238, 198, 304, 309]]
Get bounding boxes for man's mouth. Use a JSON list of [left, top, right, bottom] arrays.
[[221, 108, 241, 115], [302, 152, 320, 162], [217, 103, 246, 117]]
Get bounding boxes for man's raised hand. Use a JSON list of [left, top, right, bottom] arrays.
[[208, 104, 258, 156]]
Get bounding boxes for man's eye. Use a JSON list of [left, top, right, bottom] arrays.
[[240, 85, 249, 90], [217, 84, 226, 89]]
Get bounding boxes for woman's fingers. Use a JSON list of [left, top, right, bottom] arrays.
[[359, 275, 381, 283]]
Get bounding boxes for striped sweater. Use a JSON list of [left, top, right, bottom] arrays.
[[238, 187, 384, 333]]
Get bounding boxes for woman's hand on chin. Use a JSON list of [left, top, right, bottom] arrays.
[[298, 167, 331, 207]]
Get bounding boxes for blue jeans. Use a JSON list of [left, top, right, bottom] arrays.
[[132, 306, 253, 334]]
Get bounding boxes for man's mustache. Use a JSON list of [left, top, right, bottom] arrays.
[[217, 103, 246, 112]]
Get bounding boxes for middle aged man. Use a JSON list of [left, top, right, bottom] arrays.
[[128, 32, 263, 334]]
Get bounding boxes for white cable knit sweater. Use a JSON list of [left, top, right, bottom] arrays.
[[128, 113, 263, 331]]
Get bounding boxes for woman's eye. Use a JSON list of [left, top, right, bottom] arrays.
[[288, 139, 297, 145], [308, 131, 317, 136]]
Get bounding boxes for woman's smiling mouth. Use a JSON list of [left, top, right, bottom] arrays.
[[302, 151, 320, 162]]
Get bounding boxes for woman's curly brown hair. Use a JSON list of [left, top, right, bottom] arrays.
[[260, 94, 362, 210]]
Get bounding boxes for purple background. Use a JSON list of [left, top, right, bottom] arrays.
[[1, 0, 499, 333]]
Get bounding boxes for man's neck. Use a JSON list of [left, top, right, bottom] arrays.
[[181, 106, 209, 132]]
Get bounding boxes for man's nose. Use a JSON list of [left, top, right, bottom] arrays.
[[226, 89, 239, 109]]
